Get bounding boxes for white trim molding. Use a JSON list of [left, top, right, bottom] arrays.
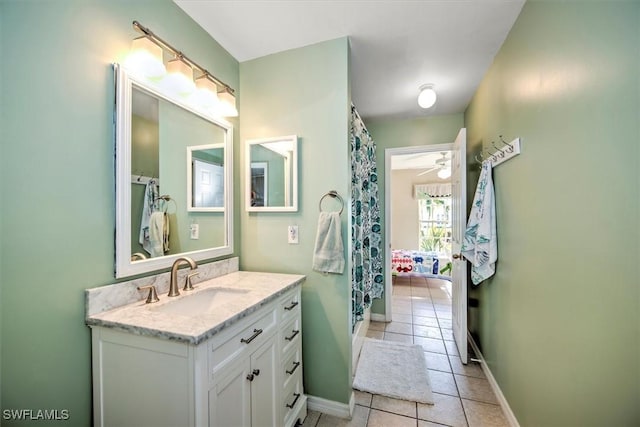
[[307, 393, 355, 420], [468, 333, 521, 427]]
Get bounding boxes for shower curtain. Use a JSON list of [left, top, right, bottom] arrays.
[[351, 104, 383, 330]]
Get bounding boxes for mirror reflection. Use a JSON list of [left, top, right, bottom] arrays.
[[246, 135, 298, 212], [115, 65, 233, 278], [188, 144, 225, 211]]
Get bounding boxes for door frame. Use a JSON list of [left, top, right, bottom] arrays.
[[384, 143, 454, 321]]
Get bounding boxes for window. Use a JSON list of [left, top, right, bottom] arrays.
[[418, 196, 452, 255]]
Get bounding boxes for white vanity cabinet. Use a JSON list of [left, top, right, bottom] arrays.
[[90, 284, 306, 427]]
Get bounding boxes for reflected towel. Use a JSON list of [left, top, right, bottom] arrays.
[[139, 179, 159, 254], [461, 161, 497, 285], [148, 211, 169, 258], [312, 212, 345, 274]]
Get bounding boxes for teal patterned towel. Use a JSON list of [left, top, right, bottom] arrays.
[[461, 161, 497, 285]]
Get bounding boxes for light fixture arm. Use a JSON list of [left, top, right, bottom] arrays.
[[132, 20, 234, 96]]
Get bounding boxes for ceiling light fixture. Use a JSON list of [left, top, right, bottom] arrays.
[[125, 21, 237, 117], [418, 84, 437, 109], [437, 167, 451, 180]]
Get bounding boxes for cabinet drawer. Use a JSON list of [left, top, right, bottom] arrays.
[[210, 309, 277, 375], [280, 316, 301, 354], [282, 347, 303, 390], [279, 289, 301, 321], [282, 371, 304, 425]]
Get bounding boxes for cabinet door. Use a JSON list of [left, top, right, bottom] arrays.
[[250, 338, 279, 427], [209, 359, 251, 427]]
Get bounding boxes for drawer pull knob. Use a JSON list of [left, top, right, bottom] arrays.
[[246, 373, 255, 381], [286, 361, 301, 375], [240, 328, 263, 344], [285, 330, 300, 341], [284, 301, 299, 311], [286, 393, 301, 409], [252, 369, 260, 376]]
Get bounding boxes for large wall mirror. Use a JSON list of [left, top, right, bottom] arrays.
[[246, 135, 298, 212], [114, 64, 233, 278]]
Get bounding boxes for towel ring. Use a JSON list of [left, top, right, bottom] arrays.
[[155, 195, 177, 214], [319, 190, 344, 215]]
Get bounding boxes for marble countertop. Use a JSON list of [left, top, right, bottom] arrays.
[[86, 271, 305, 345]]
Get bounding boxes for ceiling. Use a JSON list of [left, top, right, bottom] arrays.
[[174, 0, 525, 121]]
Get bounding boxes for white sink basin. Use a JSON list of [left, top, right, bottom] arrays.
[[152, 287, 250, 315]]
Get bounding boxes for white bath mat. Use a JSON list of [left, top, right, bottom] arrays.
[[353, 338, 434, 404]]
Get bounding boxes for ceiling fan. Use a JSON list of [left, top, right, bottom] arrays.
[[417, 152, 451, 177]]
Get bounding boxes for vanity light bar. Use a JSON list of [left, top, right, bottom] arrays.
[[132, 20, 235, 96]]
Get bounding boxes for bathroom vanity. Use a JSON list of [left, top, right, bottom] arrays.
[[86, 265, 306, 427]]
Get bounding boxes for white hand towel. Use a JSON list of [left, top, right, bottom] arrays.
[[461, 161, 497, 285], [312, 212, 345, 274], [148, 211, 166, 258]]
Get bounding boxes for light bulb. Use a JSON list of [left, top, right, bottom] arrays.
[[437, 167, 451, 180], [217, 87, 238, 117], [163, 58, 195, 96], [125, 37, 166, 79], [418, 84, 437, 109], [191, 77, 219, 109]]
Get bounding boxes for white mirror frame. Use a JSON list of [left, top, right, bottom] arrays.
[[114, 64, 233, 278], [245, 135, 298, 212]]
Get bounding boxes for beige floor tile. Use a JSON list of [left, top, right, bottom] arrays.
[[424, 351, 451, 373], [454, 375, 498, 404], [462, 399, 509, 427], [354, 390, 373, 407], [392, 313, 413, 324], [369, 321, 386, 332], [436, 311, 452, 320], [444, 340, 460, 356], [414, 337, 446, 354], [440, 328, 454, 341], [365, 330, 384, 340], [418, 393, 468, 427], [384, 332, 414, 344], [438, 318, 452, 327], [411, 288, 431, 297], [367, 409, 417, 427], [413, 325, 443, 339], [302, 409, 321, 426], [317, 405, 369, 427], [393, 304, 413, 315], [418, 421, 451, 427], [413, 316, 440, 327], [428, 370, 459, 396], [394, 287, 413, 296], [413, 308, 437, 317], [385, 322, 413, 335], [449, 356, 485, 378], [411, 299, 433, 309], [371, 395, 417, 418]]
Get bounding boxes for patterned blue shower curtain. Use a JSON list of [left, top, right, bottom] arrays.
[[351, 104, 383, 330]]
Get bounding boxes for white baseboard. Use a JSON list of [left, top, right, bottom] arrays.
[[370, 313, 386, 322], [467, 334, 520, 427], [307, 393, 354, 419]]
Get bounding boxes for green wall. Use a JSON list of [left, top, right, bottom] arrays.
[[464, 1, 639, 426], [239, 38, 353, 404], [0, 1, 239, 425], [366, 114, 464, 314]]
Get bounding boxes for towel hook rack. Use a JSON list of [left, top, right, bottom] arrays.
[[319, 190, 344, 215]]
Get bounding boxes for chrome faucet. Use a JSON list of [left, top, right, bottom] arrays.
[[168, 257, 198, 297]]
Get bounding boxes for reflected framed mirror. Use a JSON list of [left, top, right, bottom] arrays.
[[114, 64, 233, 278], [246, 135, 298, 212]]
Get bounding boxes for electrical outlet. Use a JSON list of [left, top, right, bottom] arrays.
[[190, 223, 199, 240], [288, 225, 299, 244]]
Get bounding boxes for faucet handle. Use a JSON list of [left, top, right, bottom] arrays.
[[137, 285, 160, 304], [183, 272, 199, 291]]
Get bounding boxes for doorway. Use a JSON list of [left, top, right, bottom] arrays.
[[383, 144, 454, 320]]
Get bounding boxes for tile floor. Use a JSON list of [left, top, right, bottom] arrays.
[[302, 275, 510, 427]]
